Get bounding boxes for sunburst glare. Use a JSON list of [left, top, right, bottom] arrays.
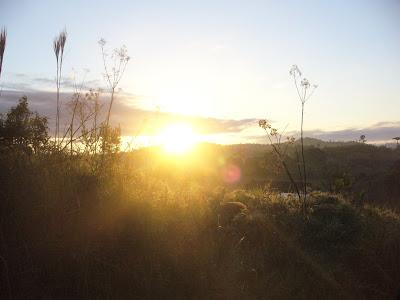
[[158, 123, 198, 154]]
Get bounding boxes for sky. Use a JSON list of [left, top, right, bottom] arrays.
[[1, 0, 400, 145]]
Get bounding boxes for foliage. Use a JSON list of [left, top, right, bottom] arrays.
[[99, 124, 121, 154], [0, 96, 49, 153], [0, 30, 398, 298], [0, 151, 399, 298]]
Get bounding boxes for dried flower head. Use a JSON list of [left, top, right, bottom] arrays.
[[53, 29, 67, 61], [290, 65, 317, 104], [289, 65, 302, 77], [259, 119, 271, 130], [98, 38, 106, 47], [301, 78, 310, 89]]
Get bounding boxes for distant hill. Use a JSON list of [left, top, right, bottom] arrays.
[[130, 139, 400, 210]]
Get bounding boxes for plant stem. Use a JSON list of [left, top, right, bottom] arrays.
[[267, 134, 302, 201], [301, 102, 307, 211], [106, 87, 115, 128], [55, 59, 59, 146]]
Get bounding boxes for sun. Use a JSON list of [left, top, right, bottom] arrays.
[[158, 123, 198, 154]]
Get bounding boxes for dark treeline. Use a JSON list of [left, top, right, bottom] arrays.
[[223, 141, 400, 210]]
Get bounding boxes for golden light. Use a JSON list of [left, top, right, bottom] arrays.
[[158, 123, 198, 154]]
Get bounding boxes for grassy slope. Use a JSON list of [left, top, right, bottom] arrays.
[[0, 152, 399, 299]]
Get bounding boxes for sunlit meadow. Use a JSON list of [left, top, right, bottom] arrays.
[[1, 1, 400, 299]]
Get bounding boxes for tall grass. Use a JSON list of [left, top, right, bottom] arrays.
[[0, 151, 399, 299], [53, 29, 67, 146], [0, 27, 6, 80]]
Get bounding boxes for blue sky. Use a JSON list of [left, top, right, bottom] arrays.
[[1, 0, 400, 143]]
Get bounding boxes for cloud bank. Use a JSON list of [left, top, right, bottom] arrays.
[[0, 88, 257, 138], [1, 75, 399, 145]]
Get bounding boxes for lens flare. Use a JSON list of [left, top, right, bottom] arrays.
[[221, 164, 241, 183]]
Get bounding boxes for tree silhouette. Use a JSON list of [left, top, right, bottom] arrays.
[[393, 137, 400, 146], [359, 135, 366, 143], [0, 96, 49, 153]]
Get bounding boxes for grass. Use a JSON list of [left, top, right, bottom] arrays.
[[1, 151, 399, 299]]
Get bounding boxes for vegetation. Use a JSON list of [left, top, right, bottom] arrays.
[[0, 27, 5, 79], [0, 30, 399, 299], [0, 27, 6, 97], [0, 100, 400, 298], [98, 38, 130, 127], [0, 96, 49, 154], [289, 65, 317, 204], [53, 29, 67, 145]]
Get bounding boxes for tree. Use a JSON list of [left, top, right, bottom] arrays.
[[393, 137, 400, 146], [0, 96, 49, 153], [359, 135, 366, 143]]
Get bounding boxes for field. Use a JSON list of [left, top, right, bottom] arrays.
[[1, 138, 400, 299], [1, 4, 400, 297]]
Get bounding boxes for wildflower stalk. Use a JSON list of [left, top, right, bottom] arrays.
[[289, 65, 317, 209], [259, 120, 301, 201], [98, 38, 130, 127], [301, 101, 306, 201]]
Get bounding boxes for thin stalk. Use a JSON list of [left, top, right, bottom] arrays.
[[301, 102, 307, 205], [94, 98, 99, 154], [295, 146, 303, 190], [267, 134, 302, 201], [0, 28, 7, 80], [55, 57, 59, 144], [106, 87, 115, 128], [70, 98, 78, 156]]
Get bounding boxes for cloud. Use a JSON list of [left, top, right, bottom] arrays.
[[248, 123, 400, 144], [2, 76, 398, 144], [0, 89, 257, 137], [2, 72, 103, 93], [302, 123, 400, 143]]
